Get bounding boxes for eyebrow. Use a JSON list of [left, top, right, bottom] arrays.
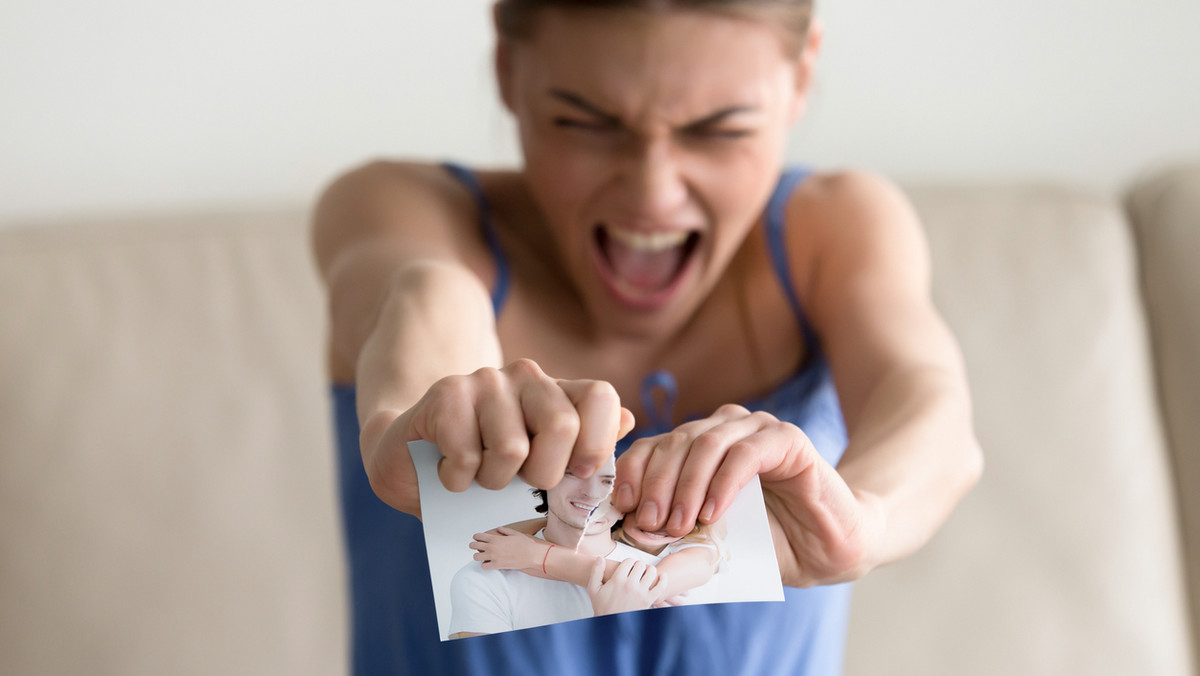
[[548, 88, 757, 128]]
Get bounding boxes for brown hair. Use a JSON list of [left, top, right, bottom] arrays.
[[494, 0, 814, 55]]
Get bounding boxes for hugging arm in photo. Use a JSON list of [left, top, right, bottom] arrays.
[[470, 515, 725, 605]]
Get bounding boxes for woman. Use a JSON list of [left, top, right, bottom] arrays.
[[313, 1, 982, 674]]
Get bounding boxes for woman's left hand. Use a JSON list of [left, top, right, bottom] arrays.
[[612, 404, 885, 587], [470, 527, 547, 571]]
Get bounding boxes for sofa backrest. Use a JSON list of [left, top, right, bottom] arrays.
[[845, 182, 1194, 675], [0, 212, 346, 675], [1128, 165, 1200, 670]]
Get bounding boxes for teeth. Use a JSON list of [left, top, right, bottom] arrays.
[[572, 502, 597, 510], [606, 227, 691, 252]]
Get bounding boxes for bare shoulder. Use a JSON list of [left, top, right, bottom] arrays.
[[310, 159, 493, 279], [784, 169, 931, 311], [788, 170, 925, 253]]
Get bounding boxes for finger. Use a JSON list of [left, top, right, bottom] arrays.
[[475, 371, 531, 489], [708, 403, 753, 424], [617, 407, 636, 440], [472, 532, 495, 542], [639, 563, 658, 586], [363, 411, 422, 516], [468, 542, 486, 552], [634, 432, 694, 532], [704, 425, 804, 523], [650, 572, 670, 595], [613, 435, 654, 514], [628, 561, 648, 584], [587, 556, 605, 593], [421, 376, 484, 493], [613, 412, 730, 515], [557, 379, 622, 476], [611, 557, 636, 581], [514, 365, 579, 489], [667, 412, 774, 536]]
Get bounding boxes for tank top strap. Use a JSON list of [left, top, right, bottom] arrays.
[[764, 167, 819, 351], [441, 162, 511, 317]]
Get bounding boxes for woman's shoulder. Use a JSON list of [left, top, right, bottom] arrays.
[[312, 159, 520, 270], [781, 169, 927, 276], [785, 169, 918, 230], [782, 167, 932, 330]]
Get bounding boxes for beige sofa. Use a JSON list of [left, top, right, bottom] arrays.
[[1, 166, 1197, 675]]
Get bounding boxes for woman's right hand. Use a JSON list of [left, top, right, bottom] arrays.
[[587, 558, 667, 616], [469, 526, 545, 571], [360, 358, 634, 517]]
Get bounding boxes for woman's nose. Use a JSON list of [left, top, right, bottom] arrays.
[[620, 138, 689, 222]]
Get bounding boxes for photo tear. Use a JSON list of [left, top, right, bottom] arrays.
[[409, 440, 786, 641]]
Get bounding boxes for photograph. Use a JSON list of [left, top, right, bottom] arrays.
[[409, 440, 785, 641]]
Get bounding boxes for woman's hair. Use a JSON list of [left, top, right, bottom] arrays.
[[494, 0, 814, 56]]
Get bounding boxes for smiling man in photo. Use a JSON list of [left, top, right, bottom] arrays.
[[448, 456, 661, 638]]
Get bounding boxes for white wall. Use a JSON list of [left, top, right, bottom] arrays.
[[2, 0, 1198, 223]]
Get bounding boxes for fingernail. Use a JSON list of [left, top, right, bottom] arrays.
[[668, 505, 684, 532], [615, 483, 633, 510], [638, 501, 659, 528], [571, 463, 595, 478], [700, 499, 716, 523]]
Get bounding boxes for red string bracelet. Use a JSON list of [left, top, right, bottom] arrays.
[[542, 543, 556, 574]]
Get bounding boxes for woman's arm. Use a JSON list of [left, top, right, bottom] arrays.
[[471, 528, 620, 584], [312, 162, 629, 517], [501, 518, 547, 536], [613, 172, 982, 587], [794, 171, 983, 578], [650, 545, 719, 601]]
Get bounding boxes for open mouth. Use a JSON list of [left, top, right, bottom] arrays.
[[571, 501, 599, 513], [593, 224, 701, 307]]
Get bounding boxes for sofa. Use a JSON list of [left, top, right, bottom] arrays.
[[1, 165, 1197, 675]]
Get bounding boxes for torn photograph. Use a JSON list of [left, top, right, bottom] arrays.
[[409, 440, 785, 641]]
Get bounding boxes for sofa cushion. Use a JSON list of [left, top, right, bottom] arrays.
[[1127, 165, 1200, 663], [0, 213, 346, 675], [845, 184, 1194, 675]]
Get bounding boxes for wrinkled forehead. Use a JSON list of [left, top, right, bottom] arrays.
[[508, 8, 796, 122]]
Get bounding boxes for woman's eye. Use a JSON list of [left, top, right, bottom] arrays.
[[553, 117, 617, 133], [688, 127, 752, 140]]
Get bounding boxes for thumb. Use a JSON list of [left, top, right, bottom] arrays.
[[617, 407, 636, 440], [587, 556, 605, 593]]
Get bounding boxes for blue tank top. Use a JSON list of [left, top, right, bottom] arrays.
[[330, 165, 851, 676]]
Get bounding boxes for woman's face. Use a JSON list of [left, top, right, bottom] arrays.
[[499, 9, 816, 338]]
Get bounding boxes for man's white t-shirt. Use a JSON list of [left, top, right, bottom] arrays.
[[448, 536, 658, 637]]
